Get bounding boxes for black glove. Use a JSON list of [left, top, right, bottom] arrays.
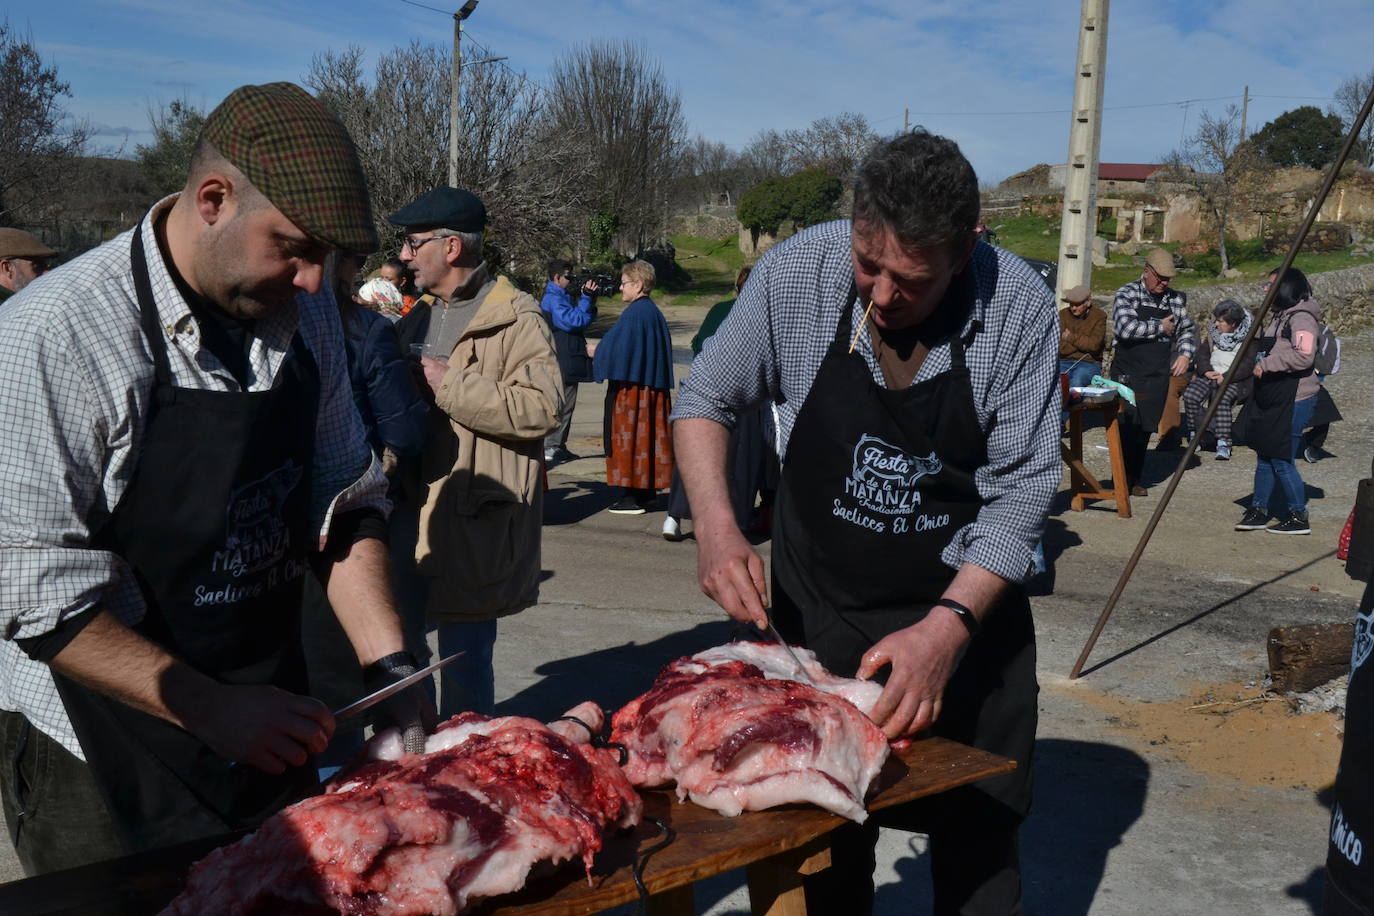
[[363, 651, 438, 755]]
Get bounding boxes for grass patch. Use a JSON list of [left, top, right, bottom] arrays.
[[658, 234, 747, 309]]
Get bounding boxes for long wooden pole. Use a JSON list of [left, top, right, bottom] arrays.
[[1069, 81, 1374, 679]]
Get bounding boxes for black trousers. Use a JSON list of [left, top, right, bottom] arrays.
[[0, 711, 123, 875], [805, 607, 1038, 916]]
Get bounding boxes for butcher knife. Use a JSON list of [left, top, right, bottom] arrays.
[[332, 651, 464, 719], [761, 610, 816, 685]]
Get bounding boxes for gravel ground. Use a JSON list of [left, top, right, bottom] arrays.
[[2, 311, 1370, 915]]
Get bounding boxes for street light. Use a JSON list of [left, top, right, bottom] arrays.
[[449, 1, 479, 184]]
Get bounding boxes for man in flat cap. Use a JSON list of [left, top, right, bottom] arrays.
[[388, 187, 562, 721], [0, 82, 430, 874], [0, 228, 57, 304], [1058, 284, 1106, 392], [1109, 248, 1196, 496]]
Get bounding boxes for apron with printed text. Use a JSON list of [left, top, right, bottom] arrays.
[[51, 222, 320, 854], [770, 288, 1037, 823]]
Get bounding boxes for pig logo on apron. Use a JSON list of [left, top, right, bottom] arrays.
[[843, 434, 942, 517], [212, 460, 304, 579], [1353, 606, 1374, 679]]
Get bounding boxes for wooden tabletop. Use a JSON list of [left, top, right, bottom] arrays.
[[0, 736, 1013, 916]]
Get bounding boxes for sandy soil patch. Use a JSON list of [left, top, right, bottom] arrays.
[[1052, 680, 1343, 791]]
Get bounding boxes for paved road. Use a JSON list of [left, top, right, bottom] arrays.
[[4, 308, 1367, 916]]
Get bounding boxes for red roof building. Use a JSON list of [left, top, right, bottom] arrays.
[[1098, 163, 1163, 182]]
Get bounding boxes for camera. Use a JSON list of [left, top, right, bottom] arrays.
[[568, 273, 619, 298]]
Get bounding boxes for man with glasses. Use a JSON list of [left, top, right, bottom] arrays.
[[0, 229, 57, 303], [1109, 247, 1197, 496], [388, 187, 562, 722]]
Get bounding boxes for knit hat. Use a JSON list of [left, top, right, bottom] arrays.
[[202, 82, 377, 253]]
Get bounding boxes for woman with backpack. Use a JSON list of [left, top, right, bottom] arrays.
[[1234, 267, 1322, 535]]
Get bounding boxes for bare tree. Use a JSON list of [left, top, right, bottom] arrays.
[[136, 99, 206, 197], [1330, 69, 1374, 167], [1163, 104, 1262, 273], [0, 21, 89, 225], [545, 40, 687, 255], [672, 135, 746, 209], [306, 41, 586, 269], [780, 112, 878, 180], [739, 129, 790, 186]]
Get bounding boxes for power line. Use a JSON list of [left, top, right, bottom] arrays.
[[396, 0, 451, 14]]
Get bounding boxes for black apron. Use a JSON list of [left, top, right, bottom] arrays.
[[1325, 580, 1374, 915], [771, 288, 1036, 824], [1236, 319, 1302, 459], [51, 223, 320, 854], [1110, 298, 1174, 433]]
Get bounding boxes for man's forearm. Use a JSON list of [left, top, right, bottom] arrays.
[[940, 563, 1012, 622], [48, 609, 219, 730], [326, 535, 407, 665], [673, 417, 735, 533]]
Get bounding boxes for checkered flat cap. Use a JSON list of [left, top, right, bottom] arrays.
[[203, 82, 377, 253]]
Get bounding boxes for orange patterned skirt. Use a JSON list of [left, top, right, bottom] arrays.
[[604, 382, 675, 490]]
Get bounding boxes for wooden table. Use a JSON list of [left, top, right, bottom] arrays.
[[1061, 397, 1131, 518], [0, 737, 1013, 916]]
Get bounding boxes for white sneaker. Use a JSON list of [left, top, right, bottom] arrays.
[[662, 516, 684, 541]]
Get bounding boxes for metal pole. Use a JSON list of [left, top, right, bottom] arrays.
[[448, 10, 463, 187], [1069, 80, 1374, 679]]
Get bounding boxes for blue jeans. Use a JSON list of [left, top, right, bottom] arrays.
[[1252, 396, 1317, 514], [1060, 359, 1101, 390], [436, 619, 498, 719]]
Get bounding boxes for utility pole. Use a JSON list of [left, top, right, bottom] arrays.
[[1240, 85, 1250, 142], [904, 107, 909, 133], [449, 0, 478, 187], [1056, 0, 1110, 299]]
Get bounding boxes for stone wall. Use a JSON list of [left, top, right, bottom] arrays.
[[1180, 262, 1374, 333], [668, 206, 739, 239]]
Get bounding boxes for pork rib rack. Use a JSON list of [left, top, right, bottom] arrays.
[[610, 642, 889, 823], [164, 702, 641, 916]]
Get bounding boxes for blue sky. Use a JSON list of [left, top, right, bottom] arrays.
[[8, 0, 1374, 182]]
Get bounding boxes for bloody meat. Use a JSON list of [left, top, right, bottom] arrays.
[[163, 701, 641, 916], [610, 642, 890, 822]]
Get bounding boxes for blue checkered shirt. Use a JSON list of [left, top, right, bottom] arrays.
[[1110, 278, 1197, 358], [0, 196, 387, 758], [672, 220, 1060, 584]]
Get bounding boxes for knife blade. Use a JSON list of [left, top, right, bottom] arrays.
[[761, 610, 815, 685], [332, 652, 464, 719]]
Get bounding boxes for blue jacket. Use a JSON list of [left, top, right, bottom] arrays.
[[593, 296, 675, 391], [342, 305, 429, 456], [540, 281, 597, 384]]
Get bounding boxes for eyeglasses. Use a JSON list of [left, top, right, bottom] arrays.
[[401, 235, 445, 254], [4, 256, 49, 273]]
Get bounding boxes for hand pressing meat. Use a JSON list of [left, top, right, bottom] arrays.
[[163, 701, 641, 916], [611, 642, 890, 823]]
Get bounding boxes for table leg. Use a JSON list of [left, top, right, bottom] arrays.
[[745, 835, 831, 916], [646, 884, 695, 916], [1105, 403, 1132, 518], [1068, 408, 1087, 512]]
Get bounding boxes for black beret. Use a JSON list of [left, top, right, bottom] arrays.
[[386, 187, 487, 232]]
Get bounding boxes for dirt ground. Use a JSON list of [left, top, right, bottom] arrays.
[[1, 308, 1369, 915]]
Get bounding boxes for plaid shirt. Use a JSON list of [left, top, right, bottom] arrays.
[[0, 196, 387, 758], [672, 220, 1060, 584], [1110, 278, 1197, 358]]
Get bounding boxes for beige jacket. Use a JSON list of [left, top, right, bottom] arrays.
[[414, 275, 564, 621]]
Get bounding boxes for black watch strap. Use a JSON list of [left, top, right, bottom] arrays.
[[934, 599, 981, 637]]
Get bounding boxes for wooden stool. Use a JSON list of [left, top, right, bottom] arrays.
[[1062, 398, 1131, 518]]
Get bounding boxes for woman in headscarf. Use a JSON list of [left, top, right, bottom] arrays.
[[1181, 298, 1254, 461], [592, 259, 675, 514]]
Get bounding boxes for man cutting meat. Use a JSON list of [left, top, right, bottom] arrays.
[[0, 83, 430, 875], [673, 130, 1058, 914]]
